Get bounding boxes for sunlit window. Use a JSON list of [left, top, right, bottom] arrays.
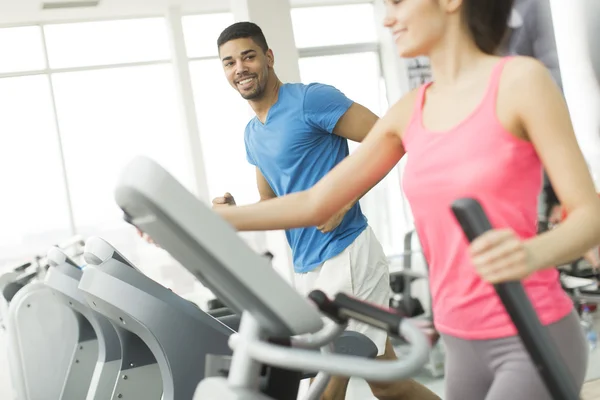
[[0, 75, 72, 268], [189, 59, 257, 206], [51, 64, 194, 263], [44, 18, 171, 69], [299, 52, 386, 118], [182, 13, 235, 58], [0, 26, 46, 74], [291, 4, 378, 48]]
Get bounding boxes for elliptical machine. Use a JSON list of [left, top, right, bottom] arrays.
[[3, 243, 86, 400], [114, 156, 434, 399], [115, 155, 581, 400]]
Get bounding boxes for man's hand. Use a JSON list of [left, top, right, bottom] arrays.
[[212, 192, 236, 208], [136, 227, 161, 248], [317, 206, 349, 233], [584, 248, 600, 270], [548, 204, 563, 226]]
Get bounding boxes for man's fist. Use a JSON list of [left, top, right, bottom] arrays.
[[136, 227, 161, 248], [317, 207, 349, 233], [212, 192, 236, 208]]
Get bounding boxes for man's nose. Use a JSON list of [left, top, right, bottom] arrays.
[[235, 62, 248, 76]]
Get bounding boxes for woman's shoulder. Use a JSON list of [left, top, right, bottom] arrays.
[[500, 55, 554, 90], [391, 85, 426, 131]]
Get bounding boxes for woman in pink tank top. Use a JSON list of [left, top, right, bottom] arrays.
[[212, 0, 600, 398]]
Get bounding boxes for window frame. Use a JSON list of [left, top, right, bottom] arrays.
[[0, 15, 182, 264]]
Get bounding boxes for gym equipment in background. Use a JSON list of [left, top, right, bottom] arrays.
[[2, 237, 86, 400], [45, 247, 124, 400], [388, 230, 444, 378], [0, 236, 85, 330], [80, 236, 378, 400], [79, 236, 234, 400], [559, 258, 600, 308]]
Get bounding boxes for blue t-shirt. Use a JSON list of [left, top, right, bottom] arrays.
[[244, 82, 368, 273]]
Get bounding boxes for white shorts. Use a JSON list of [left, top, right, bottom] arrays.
[[294, 226, 390, 356]]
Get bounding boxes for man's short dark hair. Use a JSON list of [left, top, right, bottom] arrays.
[[217, 21, 269, 53]]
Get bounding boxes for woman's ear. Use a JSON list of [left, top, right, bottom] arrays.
[[439, 0, 463, 14]]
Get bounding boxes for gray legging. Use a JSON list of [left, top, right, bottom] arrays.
[[442, 310, 588, 400]]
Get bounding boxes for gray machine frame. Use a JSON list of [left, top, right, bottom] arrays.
[[4, 275, 88, 400], [115, 156, 431, 400], [79, 236, 234, 400], [115, 157, 323, 338], [83, 239, 184, 400], [45, 247, 123, 400]]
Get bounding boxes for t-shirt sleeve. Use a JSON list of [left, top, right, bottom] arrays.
[[303, 83, 354, 134]]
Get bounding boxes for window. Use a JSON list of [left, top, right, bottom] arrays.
[[189, 59, 257, 206], [291, 4, 378, 48], [51, 64, 194, 263], [299, 52, 387, 118], [43, 18, 171, 69], [0, 26, 46, 74], [182, 13, 235, 58], [0, 75, 72, 268]]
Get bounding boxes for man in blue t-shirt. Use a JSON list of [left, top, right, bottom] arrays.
[[212, 22, 439, 400]]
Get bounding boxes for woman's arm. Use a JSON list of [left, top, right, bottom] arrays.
[[512, 58, 600, 270], [216, 100, 410, 232]]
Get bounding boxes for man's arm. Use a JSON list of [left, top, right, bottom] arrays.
[[329, 92, 421, 211], [330, 103, 381, 212], [332, 102, 380, 143], [308, 105, 378, 226], [303, 84, 388, 226]]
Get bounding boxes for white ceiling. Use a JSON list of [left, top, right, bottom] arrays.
[[0, 0, 372, 26]]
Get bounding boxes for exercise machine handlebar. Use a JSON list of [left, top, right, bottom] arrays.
[[229, 292, 430, 383], [47, 247, 80, 269], [309, 290, 405, 336], [450, 198, 579, 400]]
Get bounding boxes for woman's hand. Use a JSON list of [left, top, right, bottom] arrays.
[[469, 229, 536, 284]]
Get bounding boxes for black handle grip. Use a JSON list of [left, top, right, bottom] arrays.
[[14, 262, 31, 272], [309, 290, 404, 336], [308, 290, 348, 325], [15, 271, 37, 286], [451, 198, 579, 400]]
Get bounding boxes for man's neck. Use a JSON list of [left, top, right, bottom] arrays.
[[249, 77, 282, 124]]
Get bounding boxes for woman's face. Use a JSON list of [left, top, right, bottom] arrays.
[[382, 0, 451, 58]]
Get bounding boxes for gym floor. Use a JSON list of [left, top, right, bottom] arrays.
[[584, 380, 600, 399]]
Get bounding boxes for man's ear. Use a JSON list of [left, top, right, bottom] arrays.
[[266, 49, 275, 67]]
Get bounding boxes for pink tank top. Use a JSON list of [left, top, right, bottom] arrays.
[[401, 57, 573, 339]]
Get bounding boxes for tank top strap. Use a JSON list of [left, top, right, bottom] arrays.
[[403, 81, 433, 148], [412, 81, 432, 118], [481, 56, 514, 113]]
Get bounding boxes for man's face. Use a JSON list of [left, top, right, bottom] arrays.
[[219, 37, 273, 100]]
